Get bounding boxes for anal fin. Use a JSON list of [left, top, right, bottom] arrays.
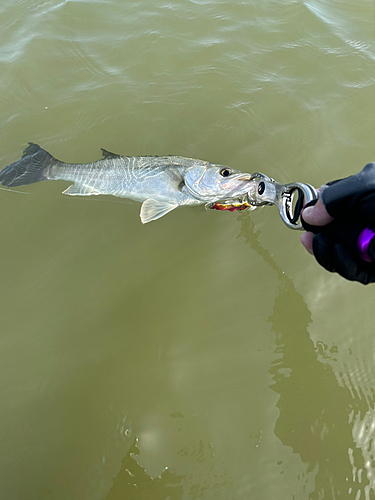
[[62, 184, 101, 196], [140, 198, 178, 224]]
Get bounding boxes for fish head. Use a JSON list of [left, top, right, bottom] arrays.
[[184, 164, 254, 202]]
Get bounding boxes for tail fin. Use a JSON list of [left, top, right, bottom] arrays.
[[0, 143, 57, 187]]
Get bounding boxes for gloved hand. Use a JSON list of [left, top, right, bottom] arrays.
[[300, 163, 375, 284]]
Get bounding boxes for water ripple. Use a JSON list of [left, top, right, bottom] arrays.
[[304, 0, 375, 61]]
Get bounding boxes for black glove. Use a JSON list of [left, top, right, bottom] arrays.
[[301, 163, 375, 284]]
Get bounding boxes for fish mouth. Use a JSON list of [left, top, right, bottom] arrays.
[[229, 173, 252, 182], [216, 172, 257, 204], [224, 172, 253, 186], [221, 173, 256, 196]]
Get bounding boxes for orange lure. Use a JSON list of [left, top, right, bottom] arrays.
[[209, 201, 250, 212]]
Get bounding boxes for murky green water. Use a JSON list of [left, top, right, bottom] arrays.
[[0, 1, 375, 498]]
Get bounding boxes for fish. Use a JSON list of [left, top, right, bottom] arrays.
[[0, 143, 254, 223]]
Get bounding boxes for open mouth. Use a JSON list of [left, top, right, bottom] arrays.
[[223, 173, 257, 194], [230, 173, 252, 182]]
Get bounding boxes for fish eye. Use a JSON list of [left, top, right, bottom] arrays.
[[220, 168, 232, 177]]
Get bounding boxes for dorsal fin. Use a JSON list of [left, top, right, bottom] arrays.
[[101, 148, 122, 160]]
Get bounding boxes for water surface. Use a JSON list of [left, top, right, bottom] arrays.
[[0, 1, 375, 498]]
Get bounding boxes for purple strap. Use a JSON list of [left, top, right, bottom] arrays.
[[357, 228, 375, 263]]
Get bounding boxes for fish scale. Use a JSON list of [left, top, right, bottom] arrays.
[[0, 143, 254, 223]]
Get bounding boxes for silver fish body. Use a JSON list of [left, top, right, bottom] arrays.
[[0, 143, 253, 223]]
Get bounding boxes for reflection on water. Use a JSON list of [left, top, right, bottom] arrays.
[[239, 215, 375, 498], [352, 410, 375, 497], [106, 439, 184, 500], [1, 0, 375, 498], [105, 216, 375, 499], [106, 437, 236, 500]]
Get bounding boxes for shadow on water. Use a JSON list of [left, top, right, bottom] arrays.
[[237, 214, 372, 498], [106, 215, 373, 499]]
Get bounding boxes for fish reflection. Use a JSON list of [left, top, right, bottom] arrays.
[[237, 214, 374, 498]]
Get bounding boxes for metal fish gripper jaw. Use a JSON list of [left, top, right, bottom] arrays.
[[247, 173, 318, 230]]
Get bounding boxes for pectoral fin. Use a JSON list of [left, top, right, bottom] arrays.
[[140, 199, 178, 224], [62, 184, 101, 196]]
